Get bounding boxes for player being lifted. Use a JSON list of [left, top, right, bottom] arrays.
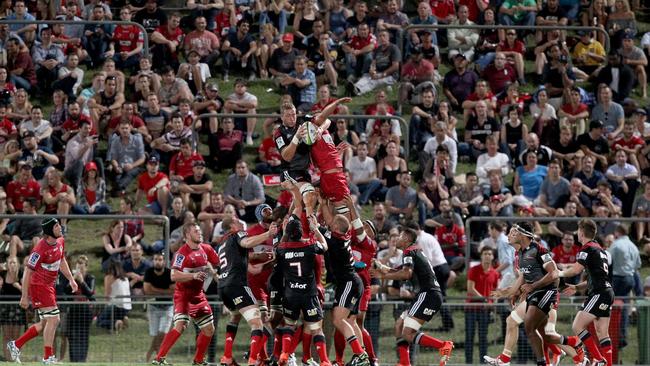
[[218, 216, 279, 366], [152, 223, 220, 366], [370, 227, 454, 366], [491, 223, 581, 366], [8, 218, 78, 365], [276, 216, 331, 366], [559, 219, 614, 366], [485, 228, 583, 366]]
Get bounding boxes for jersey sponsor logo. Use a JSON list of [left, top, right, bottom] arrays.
[[238, 231, 248, 239], [27, 252, 40, 267], [218, 272, 229, 279], [577, 252, 588, 260], [290, 282, 307, 289], [41, 259, 61, 272], [233, 296, 243, 305], [599, 303, 609, 311], [275, 137, 286, 149], [307, 308, 318, 316], [284, 252, 305, 259], [541, 253, 552, 263], [322, 134, 334, 145], [173, 253, 185, 268], [403, 256, 413, 265], [423, 308, 434, 315]]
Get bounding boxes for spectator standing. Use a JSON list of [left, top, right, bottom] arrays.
[[101, 220, 133, 270], [0, 255, 25, 362], [59, 255, 95, 362], [143, 252, 174, 362], [609, 224, 641, 349], [97, 259, 132, 331], [223, 160, 265, 222], [465, 247, 500, 364]]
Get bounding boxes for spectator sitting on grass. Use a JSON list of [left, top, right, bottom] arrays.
[[179, 159, 213, 213], [101, 220, 133, 271], [107, 120, 145, 195], [72, 161, 111, 215], [136, 155, 171, 216], [122, 243, 152, 297], [6, 197, 41, 257]]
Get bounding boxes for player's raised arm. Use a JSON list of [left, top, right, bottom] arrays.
[[313, 97, 352, 126], [309, 216, 328, 251], [241, 223, 278, 248]]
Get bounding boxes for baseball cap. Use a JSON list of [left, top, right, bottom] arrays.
[[85, 161, 98, 171], [454, 53, 466, 60], [187, 49, 200, 58], [411, 46, 422, 55], [623, 30, 634, 40], [577, 29, 589, 36], [634, 108, 647, 115], [206, 82, 219, 92], [19, 161, 33, 169], [22, 130, 35, 138], [282, 33, 294, 43], [147, 155, 159, 164], [192, 159, 206, 167]]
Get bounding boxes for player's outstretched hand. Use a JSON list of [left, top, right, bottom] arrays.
[[308, 215, 319, 232], [193, 271, 208, 281], [562, 284, 577, 296], [268, 222, 278, 237], [69, 279, 79, 293]]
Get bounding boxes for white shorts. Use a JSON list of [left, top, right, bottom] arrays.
[[147, 304, 174, 336]]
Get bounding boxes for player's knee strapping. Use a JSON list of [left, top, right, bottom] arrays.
[[403, 316, 422, 331], [299, 183, 315, 199], [305, 321, 322, 331], [37, 308, 60, 319], [242, 307, 261, 322], [195, 314, 214, 328], [173, 313, 190, 325], [510, 309, 524, 325]]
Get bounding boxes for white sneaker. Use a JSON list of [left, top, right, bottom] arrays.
[[7, 340, 21, 363], [246, 135, 254, 146], [483, 355, 510, 366], [42, 356, 60, 365], [287, 354, 297, 366]]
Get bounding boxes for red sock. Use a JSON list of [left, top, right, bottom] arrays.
[[15, 325, 39, 349], [44, 346, 54, 360], [194, 332, 212, 363], [302, 332, 313, 361], [599, 339, 612, 366], [334, 330, 346, 362], [259, 332, 269, 360], [273, 331, 283, 359], [548, 343, 562, 357], [157, 329, 181, 360], [579, 331, 604, 361], [362, 328, 376, 360], [414, 332, 445, 349], [347, 336, 364, 355], [224, 323, 238, 359], [290, 325, 303, 354], [397, 339, 410, 366], [282, 329, 294, 354], [249, 330, 264, 364], [543, 342, 551, 365], [564, 335, 580, 348], [314, 335, 330, 363], [498, 354, 511, 363]]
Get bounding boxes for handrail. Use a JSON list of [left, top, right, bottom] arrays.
[[195, 113, 411, 158], [464, 216, 641, 268], [0, 20, 150, 56], [400, 24, 611, 54], [0, 214, 170, 265]]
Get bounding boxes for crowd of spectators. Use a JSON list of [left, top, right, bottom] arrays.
[[0, 0, 650, 363]]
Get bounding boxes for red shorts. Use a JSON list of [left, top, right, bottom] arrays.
[[248, 276, 270, 305], [319, 171, 349, 202], [30, 284, 56, 309], [173, 291, 213, 319], [359, 286, 371, 312]]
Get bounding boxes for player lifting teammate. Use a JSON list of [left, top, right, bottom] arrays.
[[370, 227, 454, 366], [277, 216, 331, 366], [152, 223, 220, 366], [218, 216, 278, 366], [559, 219, 614, 366], [8, 218, 77, 365]]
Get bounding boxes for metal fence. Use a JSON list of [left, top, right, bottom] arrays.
[[0, 298, 646, 365]]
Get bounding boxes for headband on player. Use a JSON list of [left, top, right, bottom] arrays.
[[512, 223, 535, 239]]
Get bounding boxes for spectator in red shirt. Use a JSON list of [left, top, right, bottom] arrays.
[[255, 123, 283, 174], [6, 162, 41, 213], [341, 23, 376, 80], [136, 155, 170, 215], [197, 192, 226, 239], [551, 231, 580, 284], [6, 38, 36, 92], [107, 7, 144, 71], [169, 138, 203, 182], [60, 101, 95, 144], [465, 247, 500, 364], [462, 80, 497, 124], [398, 47, 435, 105], [208, 117, 243, 171], [183, 16, 221, 67], [150, 12, 184, 70], [41, 169, 75, 227], [496, 30, 526, 84], [613, 121, 644, 172], [434, 199, 466, 269], [558, 86, 589, 137], [481, 52, 517, 95], [0, 102, 17, 147]]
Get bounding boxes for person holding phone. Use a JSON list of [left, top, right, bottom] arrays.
[[64, 120, 99, 190]]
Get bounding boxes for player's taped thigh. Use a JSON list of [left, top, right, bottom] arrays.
[[305, 320, 322, 331], [242, 307, 261, 322], [283, 317, 297, 326], [402, 316, 422, 331], [510, 307, 525, 325], [173, 313, 190, 325], [37, 308, 61, 319], [194, 314, 214, 329], [299, 183, 315, 198], [335, 205, 350, 214]]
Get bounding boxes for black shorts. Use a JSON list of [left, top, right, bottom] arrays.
[[283, 292, 323, 323], [283, 169, 311, 183], [333, 275, 363, 315], [406, 289, 443, 322], [219, 285, 257, 311], [526, 288, 558, 314], [268, 273, 283, 312], [581, 289, 614, 318]]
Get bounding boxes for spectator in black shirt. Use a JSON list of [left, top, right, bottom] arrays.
[[268, 33, 300, 78], [133, 0, 168, 34], [551, 125, 580, 177], [542, 45, 576, 110], [221, 19, 258, 80], [143, 252, 174, 363], [179, 159, 214, 212], [122, 243, 152, 297], [576, 119, 610, 171], [460, 101, 500, 161]]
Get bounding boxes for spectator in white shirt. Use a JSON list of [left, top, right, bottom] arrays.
[[346, 142, 386, 205], [475, 135, 510, 187], [423, 121, 458, 174]]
